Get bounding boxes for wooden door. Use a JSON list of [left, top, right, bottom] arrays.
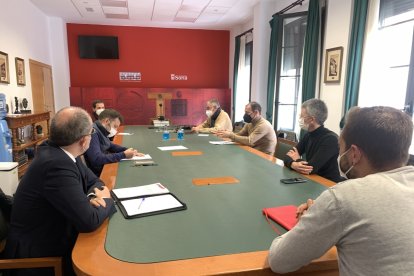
[[29, 59, 55, 115]]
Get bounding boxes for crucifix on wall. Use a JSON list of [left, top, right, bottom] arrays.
[[147, 92, 172, 120]]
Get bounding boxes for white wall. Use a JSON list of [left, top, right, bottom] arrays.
[[0, 0, 70, 114], [48, 17, 71, 110], [319, 0, 353, 133], [229, 0, 353, 134]]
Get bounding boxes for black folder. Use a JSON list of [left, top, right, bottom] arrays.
[[111, 191, 187, 219]]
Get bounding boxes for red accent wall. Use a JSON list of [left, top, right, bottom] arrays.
[[70, 87, 231, 126], [67, 24, 230, 88]]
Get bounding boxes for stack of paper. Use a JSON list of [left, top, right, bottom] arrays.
[[209, 141, 235, 145], [112, 183, 169, 200], [121, 154, 152, 161]]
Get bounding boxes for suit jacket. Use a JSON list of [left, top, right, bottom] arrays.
[[84, 121, 127, 176], [4, 141, 116, 275]]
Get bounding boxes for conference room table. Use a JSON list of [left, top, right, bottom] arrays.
[[72, 126, 339, 275]]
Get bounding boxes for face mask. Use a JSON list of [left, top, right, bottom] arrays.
[[298, 117, 309, 131], [337, 148, 354, 179], [206, 110, 213, 117], [243, 113, 252, 123], [96, 108, 105, 116], [107, 127, 117, 138]]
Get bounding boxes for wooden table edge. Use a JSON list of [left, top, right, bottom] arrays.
[[72, 128, 338, 275]]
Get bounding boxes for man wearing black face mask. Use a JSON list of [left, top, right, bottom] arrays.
[[84, 109, 144, 176], [268, 106, 414, 275], [215, 102, 276, 155]]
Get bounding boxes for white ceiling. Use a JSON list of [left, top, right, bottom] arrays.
[[30, 0, 260, 30]]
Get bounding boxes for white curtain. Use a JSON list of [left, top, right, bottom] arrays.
[[235, 35, 250, 122]]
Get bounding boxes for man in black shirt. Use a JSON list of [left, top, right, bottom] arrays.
[[283, 99, 342, 182]]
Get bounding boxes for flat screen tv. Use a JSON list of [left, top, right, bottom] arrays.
[[78, 35, 119, 59]]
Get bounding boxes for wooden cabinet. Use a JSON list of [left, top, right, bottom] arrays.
[[5, 112, 50, 178]]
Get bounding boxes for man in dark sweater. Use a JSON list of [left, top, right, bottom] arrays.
[[283, 99, 342, 182], [84, 108, 142, 176]]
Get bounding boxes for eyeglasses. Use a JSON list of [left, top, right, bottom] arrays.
[[84, 128, 96, 136]]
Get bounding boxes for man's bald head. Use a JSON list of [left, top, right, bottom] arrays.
[[50, 107, 92, 146]]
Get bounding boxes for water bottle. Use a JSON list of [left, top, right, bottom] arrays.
[[162, 126, 170, 141], [177, 128, 184, 140]]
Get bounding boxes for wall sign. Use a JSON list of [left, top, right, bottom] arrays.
[[120, 72, 141, 82], [170, 74, 188, 81]]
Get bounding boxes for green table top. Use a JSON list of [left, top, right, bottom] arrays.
[[105, 126, 327, 263]]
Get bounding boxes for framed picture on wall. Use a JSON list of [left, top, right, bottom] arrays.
[[324, 47, 343, 83], [0, 51, 10, 84], [15, 57, 26, 86]]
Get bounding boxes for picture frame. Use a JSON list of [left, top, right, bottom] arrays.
[[15, 57, 26, 86], [0, 51, 10, 84], [324, 47, 343, 83]]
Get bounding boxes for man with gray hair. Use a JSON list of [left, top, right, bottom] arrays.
[[284, 98, 341, 182], [269, 106, 414, 274], [192, 98, 232, 133], [5, 107, 116, 275]]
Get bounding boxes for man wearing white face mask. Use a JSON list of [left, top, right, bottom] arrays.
[[91, 99, 105, 121], [284, 99, 342, 182], [191, 99, 232, 133], [84, 108, 143, 176], [268, 106, 414, 275]]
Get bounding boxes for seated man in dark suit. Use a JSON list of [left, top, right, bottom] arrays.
[[283, 99, 342, 182], [4, 106, 116, 276]]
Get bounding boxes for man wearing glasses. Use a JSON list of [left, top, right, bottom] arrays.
[[284, 99, 341, 182], [5, 107, 116, 275], [216, 101, 276, 155]]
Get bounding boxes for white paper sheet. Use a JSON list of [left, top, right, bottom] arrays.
[[112, 183, 169, 199], [121, 194, 183, 216], [157, 145, 188, 151], [209, 141, 235, 145], [121, 154, 152, 161], [117, 132, 134, 135], [198, 134, 209, 136]]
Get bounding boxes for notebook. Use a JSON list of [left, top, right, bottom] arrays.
[[262, 205, 298, 230]]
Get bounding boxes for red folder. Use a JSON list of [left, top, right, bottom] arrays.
[[262, 205, 298, 231]]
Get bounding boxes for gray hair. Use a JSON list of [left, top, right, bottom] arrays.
[[302, 99, 328, 125], [50, 107, 92, 146], [207, 99, 220, 108]]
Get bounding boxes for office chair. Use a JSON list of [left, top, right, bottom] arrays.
[[274, 137, 297, 160], [276, 130, 298, 142], [0, 194, 62, 276]]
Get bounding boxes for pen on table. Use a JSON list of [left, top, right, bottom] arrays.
[[138, 198, 145, 209]]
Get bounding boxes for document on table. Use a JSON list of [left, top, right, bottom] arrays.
[[209, 141, 236, 145], [157, 145, 188, 151], [198, 134, 209, 137], [117, 132, 134, 135], [112, 183, 169, 200], [120, 194, 184, 216], [121, 154, 152, 161]]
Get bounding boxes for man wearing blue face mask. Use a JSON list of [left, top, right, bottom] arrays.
[[215, 101, 276, 155], [283, 99, 342, 182], [84, 108, 143, 176], [268, 106, 414, 275]]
